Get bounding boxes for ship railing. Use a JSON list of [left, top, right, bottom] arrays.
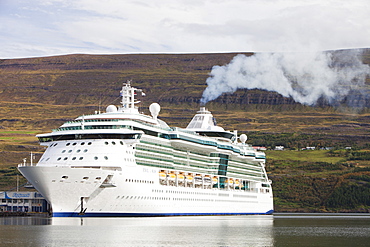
[[18, 163, 36, 167], [171, 127, 197, 135]]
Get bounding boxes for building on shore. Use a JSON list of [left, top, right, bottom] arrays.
[[0, 191, 50, 213]]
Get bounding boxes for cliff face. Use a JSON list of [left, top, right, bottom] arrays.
[[1, 50, 368, 110]]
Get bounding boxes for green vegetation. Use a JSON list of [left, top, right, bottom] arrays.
[[0, 51, 369, 212], [268, 149, 370, 212]]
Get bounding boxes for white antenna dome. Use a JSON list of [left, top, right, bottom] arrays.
[[106, 105, 118, 113], [240, 134, 248, 144], [149, 103, 160, 120]]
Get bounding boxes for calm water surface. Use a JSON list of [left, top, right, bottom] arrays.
[[0, 214, 369, 246]]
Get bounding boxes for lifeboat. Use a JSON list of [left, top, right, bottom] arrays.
[[204, 175, 212, 184], [194, 174, 202, 184], [225, 178, 233, 185], [194, 174, 202, 188], [168, 172, 176, 186], [168, 172, 176, 180], [185, 174, 193, 187], [235, 179, 240, 189], [159, 170, 166, 179], [203, 175, 212, 189], [159, 170, 167, 185], [177, 173, 185, 187], [225, 178, 234, 188], [185, 174, 193, 181], [212, 176, 218, 184]]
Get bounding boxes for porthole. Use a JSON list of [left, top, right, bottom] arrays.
[[77, 150, 81, 153], [73, 143, 77, 146], [72, 157, 76, 160], [57, 157, 61, 161], [88, 142, 92, 145], [120, 141, 124, 145], [112, 141, 116, 145], [94, 156, 98, 160], [66, 143, 70, 146], [79, 157, 83, 160], [105, 142, 109, 145], [96, 177, 101, 180], [64, 157, 68, 160], [83, 177, 89, 180], [81, 142, 85, 145], [68, 150, 72, 153], [84, 149, 88, 153], [62, 176, 68, 179], [104, 156, 108, 160], [62, 150, 66, 153]]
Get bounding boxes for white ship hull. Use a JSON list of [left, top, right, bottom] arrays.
[[18, 82, 273, 217], [19, 165, 273, 217]]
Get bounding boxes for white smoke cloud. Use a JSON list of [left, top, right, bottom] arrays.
[[201, 50, 370, 107]]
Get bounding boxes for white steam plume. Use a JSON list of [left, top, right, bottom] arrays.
[[201, 50, 370, 106]]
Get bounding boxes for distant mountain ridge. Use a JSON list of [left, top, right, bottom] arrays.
[[1, 49, 368, 110]]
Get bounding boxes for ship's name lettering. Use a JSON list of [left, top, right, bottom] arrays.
[[12, 193, 32, 198]]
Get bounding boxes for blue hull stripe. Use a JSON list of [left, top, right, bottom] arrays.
[[53, 210, 274, 217]]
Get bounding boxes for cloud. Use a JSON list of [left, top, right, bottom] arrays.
[[0, 0, 369, 58]]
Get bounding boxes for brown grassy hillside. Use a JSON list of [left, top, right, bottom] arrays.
[[1, 51, 370, 212]]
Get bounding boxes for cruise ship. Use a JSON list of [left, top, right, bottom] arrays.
[[18, 82, 273, 217]]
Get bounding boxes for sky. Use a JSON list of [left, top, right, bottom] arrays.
[[0, 0, 370, 59]]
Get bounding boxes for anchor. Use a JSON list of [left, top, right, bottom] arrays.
[[78, 197, 87, 215]]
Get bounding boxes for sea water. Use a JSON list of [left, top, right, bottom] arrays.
[[0, 214, 369, 246]]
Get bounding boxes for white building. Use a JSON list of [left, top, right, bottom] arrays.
[[274, 146, 284, 151], [0, 191, 50, 213]]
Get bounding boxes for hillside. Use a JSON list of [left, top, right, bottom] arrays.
[[1, 50, 370, 212]]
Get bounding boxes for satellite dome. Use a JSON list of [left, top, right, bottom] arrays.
[[106, 105, 118, 113], [149, 103, 161, 120], [240, 134, 248, 144]]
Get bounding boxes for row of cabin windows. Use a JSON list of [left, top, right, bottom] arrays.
[[49, 141, 126, 147], [152, 189, 217, 196], [52, 141, 124, 147], [125, 179, 154, 184], [66, 142, 92, 146], [52, 155, 134, 162], [62, 149, 88, 154], [57, 156, 108, 161], [60, 176, 101, 180], [49, 142, 92, 147], [112, 196, 251, 203], [105, 141, 125, 145]]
